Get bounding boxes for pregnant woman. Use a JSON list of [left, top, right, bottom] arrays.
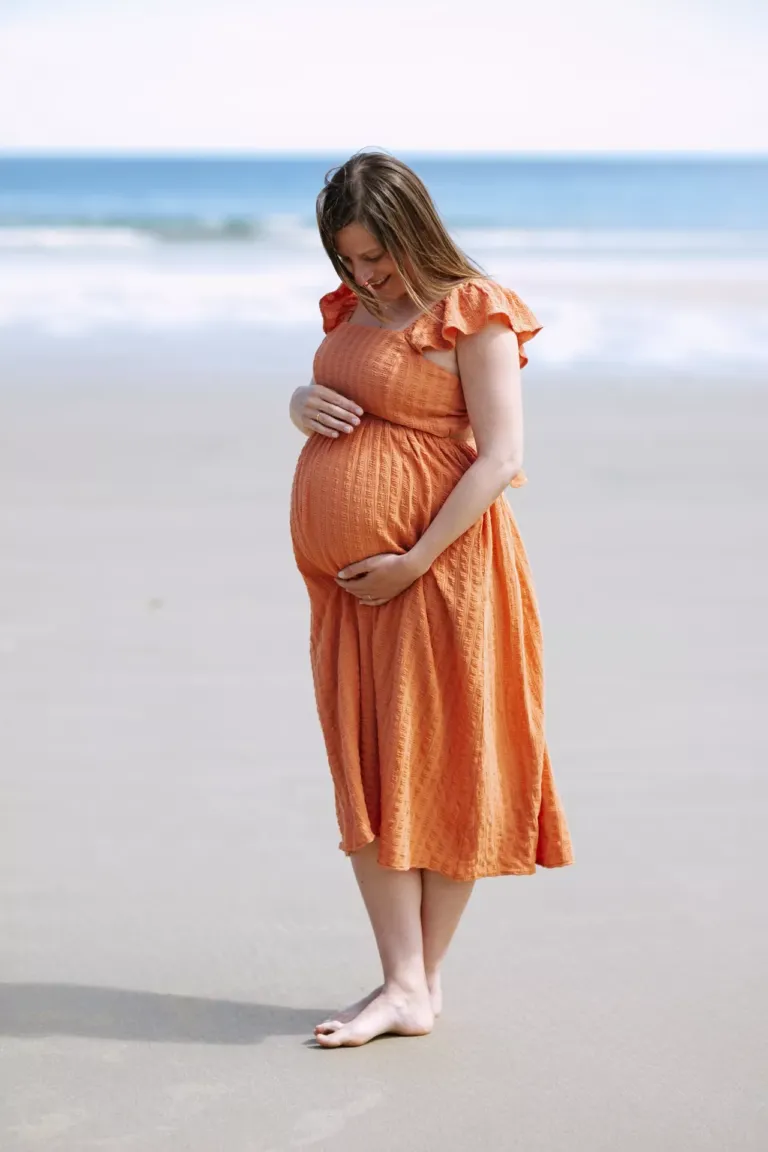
[[289, 151, 573, 1048]]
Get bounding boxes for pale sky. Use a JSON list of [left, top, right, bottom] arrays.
[[1, 0, 766, 153]]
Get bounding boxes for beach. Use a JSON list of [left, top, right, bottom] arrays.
[[1, 325, 767, 1149]]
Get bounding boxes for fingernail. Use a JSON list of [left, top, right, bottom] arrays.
[[355, 408, 364, 416], [344, 426, 352, 433]]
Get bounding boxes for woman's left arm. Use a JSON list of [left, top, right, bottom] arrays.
[[336, 321, 523, 603], [407, 320, 523, 576]]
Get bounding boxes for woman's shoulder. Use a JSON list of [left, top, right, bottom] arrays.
[[409, 277, 542, 368]]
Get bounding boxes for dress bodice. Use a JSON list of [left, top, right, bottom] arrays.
[[313, 277, 541, 440]]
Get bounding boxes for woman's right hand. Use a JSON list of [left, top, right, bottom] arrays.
[[290, 382, 364, 438]]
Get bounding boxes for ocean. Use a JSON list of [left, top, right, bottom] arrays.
[[2, 155, 767, 373]]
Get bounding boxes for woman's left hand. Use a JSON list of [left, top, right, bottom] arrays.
[[336, 552, 424, 606]]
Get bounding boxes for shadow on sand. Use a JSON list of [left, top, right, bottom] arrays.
[[0, 983, 331, 1045]]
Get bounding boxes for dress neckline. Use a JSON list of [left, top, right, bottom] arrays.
[[345, 303, 424, 336]]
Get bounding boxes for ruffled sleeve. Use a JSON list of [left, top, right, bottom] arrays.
[[319, 283, 358, 333], [407, 278, 542, 368]]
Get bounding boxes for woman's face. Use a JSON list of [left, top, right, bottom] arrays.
[[334, 223, 407, 303]]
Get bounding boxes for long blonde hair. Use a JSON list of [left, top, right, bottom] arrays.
[[316, 150, 484, 320]]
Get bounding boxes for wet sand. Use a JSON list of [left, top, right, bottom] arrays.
[[1, 336, 767, 1150]]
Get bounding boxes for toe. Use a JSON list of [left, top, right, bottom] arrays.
[[314, 1019, 342, 1035], [315, 1028, 346, 1048]]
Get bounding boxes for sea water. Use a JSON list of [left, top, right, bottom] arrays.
[[1, 155, 767, 373]]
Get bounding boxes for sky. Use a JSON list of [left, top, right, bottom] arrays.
[[0, 0, 766, 154]]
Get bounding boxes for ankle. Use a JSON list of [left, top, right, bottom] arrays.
[[425, 968, 441, 991], [383, 970, 429, 998]]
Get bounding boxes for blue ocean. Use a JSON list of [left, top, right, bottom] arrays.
[[2, 155, 767, 372]]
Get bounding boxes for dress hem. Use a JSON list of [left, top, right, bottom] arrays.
[[339, 835, 574, 882]]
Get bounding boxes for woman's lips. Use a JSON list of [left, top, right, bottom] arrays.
[[369, 275, 390, 292]]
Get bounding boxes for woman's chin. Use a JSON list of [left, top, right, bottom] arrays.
[[377, 284, 406, 305]]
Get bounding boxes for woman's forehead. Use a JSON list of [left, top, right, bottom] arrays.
[[335, 222, 381, 256]]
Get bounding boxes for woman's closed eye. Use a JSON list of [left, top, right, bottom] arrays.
[[339, 254, 384, 266]]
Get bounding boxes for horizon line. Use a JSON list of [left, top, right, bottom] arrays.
[[1, 148, 767, 162]]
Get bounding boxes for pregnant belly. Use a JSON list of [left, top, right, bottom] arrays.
[[290, 418, 472, 577]]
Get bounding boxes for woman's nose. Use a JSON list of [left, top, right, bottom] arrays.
[[352, 264, 372, 287]]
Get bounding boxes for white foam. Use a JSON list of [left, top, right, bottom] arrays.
[[1, 245, 766, 373], [0, 256, 328, 334], [456, 227, 768, 257], [0, 227, 156, 251]]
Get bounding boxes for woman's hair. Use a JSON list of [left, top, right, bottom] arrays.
[[316, 150, 484, 319]]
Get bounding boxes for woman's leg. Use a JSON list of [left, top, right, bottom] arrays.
[[315, 841, 434, 1047], [420, 869, 475, 1016], [313, 870, 456, 1031]]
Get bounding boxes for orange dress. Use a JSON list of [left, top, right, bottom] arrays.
[[290, 277, 573, 881]]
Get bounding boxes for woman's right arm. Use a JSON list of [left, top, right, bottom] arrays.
[[289, 380, 364, 439]]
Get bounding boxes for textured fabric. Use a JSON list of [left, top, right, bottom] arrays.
[[290, 277, 573, 881], [407, 277, 541, 369]]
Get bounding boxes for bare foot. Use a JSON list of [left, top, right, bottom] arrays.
[[314, 986, 383, 1035], [314, 985, 434, 1048], [315, 977, 443, 1036]]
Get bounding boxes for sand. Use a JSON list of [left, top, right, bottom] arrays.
[[1, 334, 767, 1150]]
